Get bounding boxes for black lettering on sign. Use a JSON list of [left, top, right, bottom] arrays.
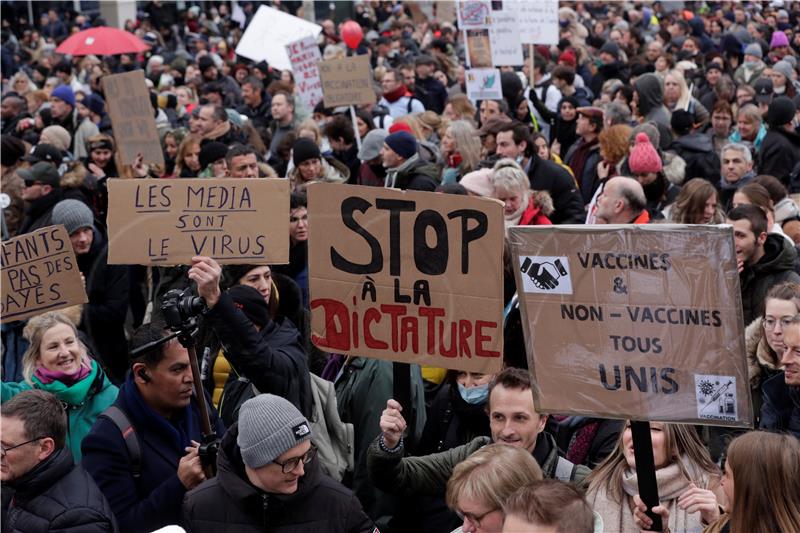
[[375, 198, 416, 276], [413, 210, 448, 276], [598, 364, 679, 394], [331, 197, 383, 274]]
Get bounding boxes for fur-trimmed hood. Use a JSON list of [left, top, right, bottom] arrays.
[[531, 189, 555, 217], [744, 317, 783, 387]]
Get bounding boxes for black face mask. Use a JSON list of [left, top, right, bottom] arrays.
[[642, 173, 667, 203]]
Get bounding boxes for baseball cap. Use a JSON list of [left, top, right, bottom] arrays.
[[23, 143, 63, 166], [18, 162, 61, 188]]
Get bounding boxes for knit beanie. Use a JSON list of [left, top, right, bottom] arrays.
[[41, 126, 72, 152], [772, 60, 794, 81], [199, 141, 228, 170], [744, 43, 763, 59], [51, 85, 76, 107], [198, 55, 216, 73], [51, 199, 94, 235], [237, 394, 312, 468], [459, 168, 494, 197], [388, 122, 413, 134], [292, 138, 321, 166], [771, 30, 790, 49], [600, 41, 620, 60], [384, 131, 418, 159], [221, 264, 260, 290], [767, 95, 797, 127], [628, 133, 663, 174], [84, 93, 105, 116], [228, 285, 270, 329], [1, 135, 26, 167]]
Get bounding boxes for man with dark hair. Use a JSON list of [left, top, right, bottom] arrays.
[[82, 320, 225, 533], [565, 107, 603, 204], [2, 390, 117, 532], [1, 94, 29, 137], [494, 122, 584, 223], [551, 66, 591, 106], [502, 480, 595, 533], [195, 103, 244, 146], [668, 109, 720, 184], [197, 54, 242, 108], [17, 161, 63, 235], [325, 115, 360, 183], [378, 68, 425, 118], [226, 144, 260, 178], [413, 55, 447, 113], [237, 76, 271, 131], [727, 204, 800, 324]]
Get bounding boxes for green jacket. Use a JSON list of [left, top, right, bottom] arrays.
[[1, 360, 118, 462], [366, 432, 591, 496]]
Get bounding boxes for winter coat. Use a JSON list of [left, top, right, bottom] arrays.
[[17, 189, 64, 235], [414, 76, 448, 114], [759, 372, 800, 438], [81, 375, 225, 533], [564, 137, 602, 205], [1, 166, 24, 237], [236, 93, 272, 131], [668, 132, 721, 184], [757, 127, 800, 185], [386, 154, 440, 191], [289, 156, 349, 193], [525, 155, 585, 224], [740, 234, 800, 325], [550, 417, 624, 469], [77, 230, 130, 383], [744, 318, 785, 425], [1, 360, 117, 463], [366, 432, 590, 497], [634, 74, 673, 149], [733, 61, 767, 87], [377, 94, 426, 119], [518, 192, 554, 226], [3, 448, 118, 533], [417, 382, 490, 456], [205, 292, 313, 422], [182, 424, 374, 533]]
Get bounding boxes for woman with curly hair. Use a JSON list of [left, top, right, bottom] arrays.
[[665, 178, 724, 224]]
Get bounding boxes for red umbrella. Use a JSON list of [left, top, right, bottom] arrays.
[[56, 26, 149, 56]]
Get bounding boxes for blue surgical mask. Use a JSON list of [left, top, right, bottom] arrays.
[[458, 382, 489, 405]]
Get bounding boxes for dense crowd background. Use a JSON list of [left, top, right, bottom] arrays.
[[2, 2, 800, 533]]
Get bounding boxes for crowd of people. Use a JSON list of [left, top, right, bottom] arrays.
[[3, 1, 800, 532]]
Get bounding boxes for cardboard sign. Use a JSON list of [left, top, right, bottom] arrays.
[[286, 36, 324, 112], [1, 225, 87, 323], [457, 0, 492, 29], [490, 11, 524, 66], [106, 178, 289, 266], [466, 29, 493, 68], [508, 0, 559, 44], [319, 55, 376, 108], [308, 183, 505, 373], [465, 68, 503, 101], [509, 225, 753, 428], [235, 5, 322, 71], [102, 70, 164, 167]]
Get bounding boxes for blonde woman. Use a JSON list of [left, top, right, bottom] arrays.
[[0, 312, 118, 462], [490, 159, 553, 230], [441, 120, 481, 184], [664, 69, 709, 127]]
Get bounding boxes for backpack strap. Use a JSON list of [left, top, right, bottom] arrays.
[[554, 456, 577, 482], [100, 406, 142, 479]]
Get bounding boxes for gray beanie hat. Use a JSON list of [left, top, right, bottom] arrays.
[[51, 199, 94, 235], [773, 60, 795, 81], [744, 43, 763, 59], [237, 394, 312, 468]]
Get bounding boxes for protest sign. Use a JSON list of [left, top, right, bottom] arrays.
[[286, 36, 324, 111], [235, 5, 322, 71], [509, 225, 753, 428], [457, 0, 492, 29], [465, 68, 503, 101], [1, 225, 87, 323], [106, 178, 289, 266], [489, 11, 524, 66], [308, 183, 505, 373], [466, 29, 493, 68], [319, 55, 376, 108], [102, 70, 164, 167], [507, 0, 559, 44]]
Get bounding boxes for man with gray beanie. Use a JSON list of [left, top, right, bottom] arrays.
[[380, 131, 439, 191], [184, 394, 375, 533], [52, 198, 129, 383]]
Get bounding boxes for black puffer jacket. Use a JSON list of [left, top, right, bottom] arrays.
[[740, 234, 800, 325], [3, 448, 118, 533], [669, 132, 721, 184], [526, 155, 585, 224], [757, 127, 800, 185], [183, 424, 375, 533]]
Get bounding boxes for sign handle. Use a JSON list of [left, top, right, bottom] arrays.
[[349, 105, 362, 150], [631, 420, 663, 531]]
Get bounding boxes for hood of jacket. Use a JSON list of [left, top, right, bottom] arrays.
[[775, 197, 800, 224], [393, 155, 441, 187], [752, 233, 799, 276], [671, 132, 713, 154], [745, 317, 783, 388], [634, 74, 664, 117]]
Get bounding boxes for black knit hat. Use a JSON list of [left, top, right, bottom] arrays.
[[221, 264, 260, 290], [767, 96, 797, 127], [199, 141, 228, 170], [292, 138, 321, 166], [228, 284, 270, 329]]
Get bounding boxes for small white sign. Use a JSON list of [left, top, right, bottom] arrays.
[[457, 0, 492, 29], [286, 36, 324, 111], [465, 68, 502, 102], [695, 375, 739, 422], [490, 11, 523, 66], [518, 255, 573, 295]]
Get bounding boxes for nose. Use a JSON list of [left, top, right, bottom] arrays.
[[781, 347, 793, 366]]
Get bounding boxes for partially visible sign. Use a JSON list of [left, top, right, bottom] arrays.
[[286, 36, 324, 111], [466, 29, 493, 68], [1, 225, 87, 323], [235, 5, 322, 71], [457, 0, 492, 29], [319, 55, 376, 108], [308, 183, 505, 374], [509, 225, 754, 428], [490, 11, 524, 66], [106, 178, 289, 265], [509, 0, 559, 44], [465, 68, 503, 101], [102, 70, 164, 166]]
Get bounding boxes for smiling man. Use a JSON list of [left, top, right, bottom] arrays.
[[184, 394, 374, 532]]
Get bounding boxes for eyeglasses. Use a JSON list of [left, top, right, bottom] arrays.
[[455, 507, 498, 529], [272, 444, 317, 474], [763, 317, 795, 330], [1, 437, 44, 455]]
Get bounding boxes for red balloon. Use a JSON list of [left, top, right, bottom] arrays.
[[341, 21, 363, 49]]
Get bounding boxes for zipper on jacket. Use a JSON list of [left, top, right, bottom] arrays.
[[262, 493, 269, 526]]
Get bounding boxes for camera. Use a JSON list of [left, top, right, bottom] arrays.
[[161, 288, 206, 331]]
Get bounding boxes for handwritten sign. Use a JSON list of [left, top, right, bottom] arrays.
[[106, 178, 289, 265], [102, 70, 164, 167], [286, 36, 324, 112], [465, 68, 503, 101], [490, 11, 524, 66], [308, 183, 505, 373], [508, 0, 559, 45], [319, 55, 376, 108], [1, 225, 87, 323], [509, 225, 753, 428]]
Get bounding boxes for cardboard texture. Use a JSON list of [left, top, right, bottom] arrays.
[[286, 36, 324, 111], [235, 5, 322, 71], [106, 178, 289, 266], [319, 55, 376, 108], [466, 29, 493, 68], [1, 225, 87, 323], [509, 224, 754, 428], [102, 70, 164, 167], [308, 183, 505, 373]]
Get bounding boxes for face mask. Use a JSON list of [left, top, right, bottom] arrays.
[[744, 60, 759, 69], [458, 382, 489, 405]]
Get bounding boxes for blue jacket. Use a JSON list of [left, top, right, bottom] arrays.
[[81, 375, 225, 533]]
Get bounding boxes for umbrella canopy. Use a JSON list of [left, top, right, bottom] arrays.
[[56, 26, 149, 56]]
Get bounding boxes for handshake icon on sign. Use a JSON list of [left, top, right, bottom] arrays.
[[521, 257, 568, 290]]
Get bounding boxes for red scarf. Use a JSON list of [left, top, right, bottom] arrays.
[[383, 84, 411, 103]]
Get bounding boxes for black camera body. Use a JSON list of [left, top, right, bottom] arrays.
[[161, 288, 206, 331]]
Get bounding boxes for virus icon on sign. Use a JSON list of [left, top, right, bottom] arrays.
[[699, 380, 715, 396]]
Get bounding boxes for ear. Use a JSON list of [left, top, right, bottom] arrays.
[[41, 184, 53, 195], [537, 414, 548, 433], [518, 140, 527, 154], [132, 361, 149, 384], [757, 231, 768, 247], [37, 436, 55, 461]]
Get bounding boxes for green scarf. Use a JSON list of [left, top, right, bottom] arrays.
[[31, 359, 98, 406]]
